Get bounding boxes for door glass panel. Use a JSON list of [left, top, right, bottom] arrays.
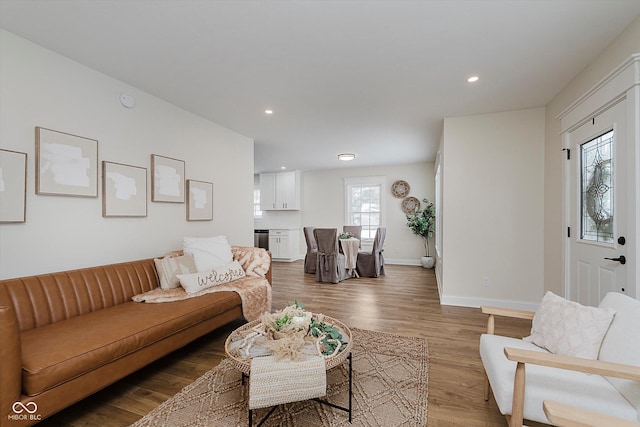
[[580, 130, 614, 243]]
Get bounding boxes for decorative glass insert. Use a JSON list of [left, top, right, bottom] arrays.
[[580, 130, 614, 243]]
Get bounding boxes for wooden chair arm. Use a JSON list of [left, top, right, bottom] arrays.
[[481, 306, 535, 335], [543, 400, 640, 427], [504, 347, 640, 427], [504, 347, 640, 381], [481, 306, 535, 320]]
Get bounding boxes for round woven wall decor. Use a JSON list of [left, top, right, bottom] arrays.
[[391, 180, 410, 198], [401, 196, 420, 214]]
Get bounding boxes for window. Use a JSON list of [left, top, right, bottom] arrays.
[[344, 176, 385, 240], [253, 188, 263, 218]]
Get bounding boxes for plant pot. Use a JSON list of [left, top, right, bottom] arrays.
[[421, 256, 435, 269]]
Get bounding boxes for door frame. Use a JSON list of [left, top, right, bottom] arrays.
[[559, 54, 640, 300]]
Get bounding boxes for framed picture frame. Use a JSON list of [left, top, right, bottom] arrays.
[[187, 179, 213, 221], [151, 154, 185, 203], [102, 161, 147, 217], [36, 127, 98, 197], [0, 149, 27, 223]]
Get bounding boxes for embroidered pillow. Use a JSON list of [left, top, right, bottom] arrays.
[[177, 260, 246, 294], [183, 235, 233, 272], [154, 253, 197, 289], [524, 291, 615, 359]]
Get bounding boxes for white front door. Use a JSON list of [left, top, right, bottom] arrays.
[[567, 100, 629, 306]]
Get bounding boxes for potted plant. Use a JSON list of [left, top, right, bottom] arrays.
[[405, 198, 435, 268]]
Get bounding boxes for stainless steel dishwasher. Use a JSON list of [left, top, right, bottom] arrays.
[[254, 229, 269, 250]]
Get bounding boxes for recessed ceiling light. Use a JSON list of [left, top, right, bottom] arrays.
[[280, 166, 286, 170], [265, 109, 273, 115], [338, 153, 356, 161], [467, 76, 479, 83]]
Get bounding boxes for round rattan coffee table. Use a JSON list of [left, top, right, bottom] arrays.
[[224, 314, 354, 426], [225, 314, 352, 373]]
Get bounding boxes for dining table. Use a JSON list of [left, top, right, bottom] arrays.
[[339, 237, 360, 278]]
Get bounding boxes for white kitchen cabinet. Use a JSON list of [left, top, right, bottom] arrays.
[[268, 229, 300, 261], [260, 171, 301, 210]]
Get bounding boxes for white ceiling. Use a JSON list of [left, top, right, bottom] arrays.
[[1, 1, 639, 173]]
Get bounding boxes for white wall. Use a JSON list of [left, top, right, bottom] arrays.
[[0, 30, 255, 279], [441, 108, 545, 308], [544, 16, 640, 296], [300, 162, 435, 264]]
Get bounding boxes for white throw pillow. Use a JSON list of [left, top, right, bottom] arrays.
[[177, 260, 246, 294], [524, 291, 615, 360], [183, 235, 233, 272], [154, 253, 197, 289]]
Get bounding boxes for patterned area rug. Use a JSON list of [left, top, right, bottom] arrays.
[[131, 328, 429, 426]]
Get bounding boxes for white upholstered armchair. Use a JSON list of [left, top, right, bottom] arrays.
[[480, 292, 640, 427]]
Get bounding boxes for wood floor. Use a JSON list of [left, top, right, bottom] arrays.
[[39, 261, 540, 427]]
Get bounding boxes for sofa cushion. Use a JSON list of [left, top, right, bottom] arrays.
[[598, 292, 640, 419], [20, 290, 241, 396], [524, 291, 615, 360], [480, 334, 638, 423]]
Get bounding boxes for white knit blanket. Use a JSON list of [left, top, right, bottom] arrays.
[[249, 355, 327, 409]]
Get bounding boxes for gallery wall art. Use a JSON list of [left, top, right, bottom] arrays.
[[102, 161, 147, 217], [36, 127, 98, 197], [0, 149, 27, 223], [151, 154, 185, 203], [29, 127, 218, 223], [187, 179, 213, 221]]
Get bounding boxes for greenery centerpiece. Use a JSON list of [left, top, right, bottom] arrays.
[[405, 198, 435, 267], [256, 302, 348, 359]]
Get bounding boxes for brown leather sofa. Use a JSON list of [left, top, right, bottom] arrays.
[[0, 246, 271, 426]]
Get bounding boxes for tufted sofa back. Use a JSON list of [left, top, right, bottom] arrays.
[[0, 258, 158, 332]]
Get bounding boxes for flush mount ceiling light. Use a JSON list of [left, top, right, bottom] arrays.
[[467, 75, 479, 83], [265, 109, 273, 115], [338, 153, 356, 161]]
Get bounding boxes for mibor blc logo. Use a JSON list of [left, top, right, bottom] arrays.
[[8, 402, 41, 422]]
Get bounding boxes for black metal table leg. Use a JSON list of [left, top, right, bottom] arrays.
[[348, 351, 353, 422], [312, 351, 353, 423], [249, 406, 277, 427]]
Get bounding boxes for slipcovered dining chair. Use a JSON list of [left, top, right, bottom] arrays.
[[303, 226, 318, 274], [314, 228, 350, 284], [356, 227, 386, 278], [342, 225, 362, 248]]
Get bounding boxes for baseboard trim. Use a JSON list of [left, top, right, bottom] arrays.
[[440, 295, 540, 311], [385, 258, 422, 266]]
